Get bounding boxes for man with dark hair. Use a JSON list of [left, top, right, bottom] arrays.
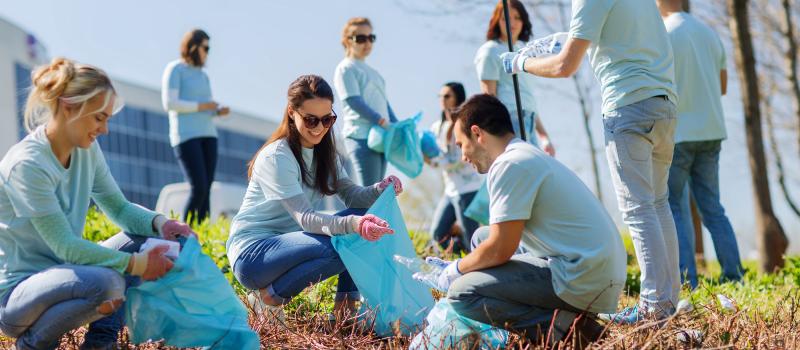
[[425, 94, 626, 343]]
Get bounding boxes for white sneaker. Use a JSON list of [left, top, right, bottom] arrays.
[[246, 291, 285, 323]]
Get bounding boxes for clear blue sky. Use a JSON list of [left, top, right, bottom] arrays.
[[2, 0, 799, 258]]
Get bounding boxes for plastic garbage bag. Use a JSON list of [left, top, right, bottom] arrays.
[[383, 112, 425, 178], [463, 181, 490, 226], [368, 125, 386, 153], [410, 299, 508, 350], [332, 184, 435, 336], [125, 237, 259, 349], [420, 131, 441, 158]]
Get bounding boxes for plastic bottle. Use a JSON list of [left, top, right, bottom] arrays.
[[394, 255, 443, 290], [522, 32, 570, 58]]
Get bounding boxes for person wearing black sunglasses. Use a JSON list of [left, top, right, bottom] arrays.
[[161, 28, 230, 225], [334, 17, 399, 187], [228, 75, 403, 322]]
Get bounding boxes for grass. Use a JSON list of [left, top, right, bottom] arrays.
[[2, 208, 799, 349]]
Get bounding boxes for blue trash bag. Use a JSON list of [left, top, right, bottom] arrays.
[[125, 237, 259, 349], [368, 125, 386, 153], [463, 181, 490, 226], [332, 183, 435, 336], [410, 299, 508, 350], [383, 112, 425, 178], [420, 131, 440, 158]]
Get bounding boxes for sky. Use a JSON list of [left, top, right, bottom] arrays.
[[2, 0, 799, 259]]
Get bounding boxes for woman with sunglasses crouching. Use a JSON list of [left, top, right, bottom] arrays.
[[333, 17, 398, 186], [226, 75, 403, 320]]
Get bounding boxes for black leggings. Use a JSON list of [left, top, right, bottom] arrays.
[[174, 137, 217, 223]]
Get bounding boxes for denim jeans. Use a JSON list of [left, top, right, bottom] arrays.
[[668, 140, 743, 289], [0, 232, 146, 350], [174, 136, 218, 223], [448, 227, 582, 340], [430, 191, 480, 254], [603, 96, 679, 316], [344, 137, 387, 187], [232, 208, 364, 304]]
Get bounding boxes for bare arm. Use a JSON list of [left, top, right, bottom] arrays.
[[721, 69, 728, 96], [457, 220, 525, 273], [522, 37, 591, 78], [480, 80, 498, 96]]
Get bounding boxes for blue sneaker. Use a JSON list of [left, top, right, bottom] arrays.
[[598, 306, 643, 325]]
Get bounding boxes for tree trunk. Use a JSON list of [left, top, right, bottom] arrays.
[[779, 0, 800, 156], [727, 0, 789, 272]]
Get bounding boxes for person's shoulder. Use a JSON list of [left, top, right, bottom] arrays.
[[164, 59, 186, 73], [1, 134, 56, 180], [477, 40, 502, 55], [335, 58, 359, 72]]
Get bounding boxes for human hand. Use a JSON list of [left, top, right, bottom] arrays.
[[130, 245, 175, 281], [216, 106, 230, 117], [500, 52, 527, 75], [541, 139, 555, 157], [423, 257, 462, 291], [160, 219, 197, 241], [376, 175, 403, 195], [356, 214, 394, 241]]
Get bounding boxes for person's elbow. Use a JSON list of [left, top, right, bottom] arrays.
[[552, 58, 580, 78]]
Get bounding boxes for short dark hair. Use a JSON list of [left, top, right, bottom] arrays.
[[180, 29, 210, 67], [454, 94, 515, 137]]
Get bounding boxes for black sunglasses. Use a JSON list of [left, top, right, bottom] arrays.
[[297, 110, 337, 129], [350, 34, 377, 44], [199, 45, 210, 53], [439, 93, 453, 99]]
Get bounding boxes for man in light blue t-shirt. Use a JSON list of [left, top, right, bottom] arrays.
[[425, 94, 626, 344], [501, 0, 680, 323], [658, 0, 743, 290]]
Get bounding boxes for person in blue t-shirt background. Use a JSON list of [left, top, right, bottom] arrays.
[[162, 28, 230, 224], [334, 17, 399, 187]]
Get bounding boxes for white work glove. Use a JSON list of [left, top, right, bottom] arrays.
[[424, 257, 462, 292], [501, 52, 528, 75], [519, 32, 568, 58]]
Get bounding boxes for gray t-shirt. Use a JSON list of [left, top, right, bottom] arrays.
[[488, 139, 627, 313]]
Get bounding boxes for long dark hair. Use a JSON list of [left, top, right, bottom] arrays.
[[441, 82, 466, 142], [485, 0, 532, 42], [248, 75, 339, 195]]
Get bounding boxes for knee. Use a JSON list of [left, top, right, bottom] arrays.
[[92, 270, 126, 315], [470, 226, 491, 250]]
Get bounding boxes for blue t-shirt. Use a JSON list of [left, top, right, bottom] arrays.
[[487, 139, 627, 313], [569, 0, 677, 114], [334, 58, 390, 140], [162, 60, 218, 146], [664, 12, 727, 143], [226, 139, 349, 264], [0, 126, 142, 297]]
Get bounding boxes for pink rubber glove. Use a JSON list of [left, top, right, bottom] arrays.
[[161, 219, 197, 241], [357, 214, 394, 241], [376, 175, 403, 195]]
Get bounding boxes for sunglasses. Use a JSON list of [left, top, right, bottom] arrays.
[[297, 110, 337, 129], [199, 45, 210, 53], [350, 34, 377, 44]]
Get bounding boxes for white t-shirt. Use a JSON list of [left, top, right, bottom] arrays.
[[334, 58, 390, 139], [487, 139, 627, 313], [227, 139, 349, 263], [664, 12, 727, 143], [429, 119, 483, 197]]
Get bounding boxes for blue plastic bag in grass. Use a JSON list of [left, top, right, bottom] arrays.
[[384, 112, 424, 178], [410, 299, 508, 350], [463, 181, 490, 226], [420, 131, 440, 158], [332, 184, 435, 336], [125, 237, 259, 350]]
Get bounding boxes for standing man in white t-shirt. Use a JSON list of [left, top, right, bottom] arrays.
[[658, 0, 743, 290], [501, 0, 680, 324], [424, 94, 626, 343]]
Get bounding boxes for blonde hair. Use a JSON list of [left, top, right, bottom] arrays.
[[340, 17, 372, 54], [24, 57, 119, 132]]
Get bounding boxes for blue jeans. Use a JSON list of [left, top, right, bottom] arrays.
[[232, 209, 364, 304], [344, 137, 386, 186], [668, 140, 743, 289], [430, 191, 480, 253], [174, 136, 218, 223], [0, 232, 145, 350], [603, 96, 679, 317]]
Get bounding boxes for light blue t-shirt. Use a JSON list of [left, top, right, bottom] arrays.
[[569, 0, 677, 114], [475, 40, 539, 144], [0, 126, 141, 296], [334, 58, 390, 140], [162, 59, 218, 147], [664, 12, 727, 143], [487, 139, 627, 313], [226, 139, 349, 264]]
